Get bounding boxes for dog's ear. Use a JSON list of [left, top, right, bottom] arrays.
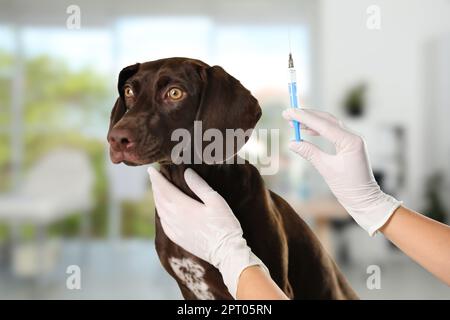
[[197, 65, 261, 132], [195, 66, 262, 162], [108, 63, 140, 131], [117, 63, 140, 97]]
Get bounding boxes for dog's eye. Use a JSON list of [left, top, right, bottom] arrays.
[[167, 87, 184, 101], [124, 86, 134, 98]]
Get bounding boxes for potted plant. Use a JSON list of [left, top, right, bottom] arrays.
[[342, 83, 367, 118]]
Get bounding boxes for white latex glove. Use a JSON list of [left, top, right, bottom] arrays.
[[147, 166, 269, 298], [282, 108, 402, 236]]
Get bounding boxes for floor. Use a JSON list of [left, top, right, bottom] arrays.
[[0, 239, 448, 299]]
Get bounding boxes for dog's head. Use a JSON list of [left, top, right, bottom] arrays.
[[107, 57, 261, 166]]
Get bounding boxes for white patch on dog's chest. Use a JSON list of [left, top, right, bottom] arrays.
[[169, 257, 215, 300]]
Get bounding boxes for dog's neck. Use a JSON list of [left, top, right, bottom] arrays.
[[159, 163, 220, 201], [159, 155, 246, 203]]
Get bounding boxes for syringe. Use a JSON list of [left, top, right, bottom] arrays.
[[288, 53, 301, 141]]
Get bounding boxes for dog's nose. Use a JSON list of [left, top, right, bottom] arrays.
[[108, 128, 135, 151]]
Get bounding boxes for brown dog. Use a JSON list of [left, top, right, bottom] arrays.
[[107, 57, 357, 299]]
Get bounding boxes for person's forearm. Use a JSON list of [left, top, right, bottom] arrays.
[[380, 206, 450, 285], [236, 266, 289, 300]]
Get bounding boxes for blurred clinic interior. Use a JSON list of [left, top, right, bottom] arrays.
[[0, 0, 449, 299]]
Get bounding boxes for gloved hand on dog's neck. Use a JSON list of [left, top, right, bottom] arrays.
[[148, 166, 269, 299]]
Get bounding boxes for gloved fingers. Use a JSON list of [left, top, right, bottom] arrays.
[[299, 124, 320, 136], [148, 166, 203, 211], [151, 184, 180, 223], [282, 108, 345, 144], [301, 129, 320, 136], [184, 168, 224, 206], [288, 140, 328, 171], [160, 211, 209, 261], [286, 120, 320, 135], [288, 108, 337, 123], [148, 166, 178, 202], [304, 108, 340, 125], [159, 217, 183, 246], [301, 109, 363, 149]]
